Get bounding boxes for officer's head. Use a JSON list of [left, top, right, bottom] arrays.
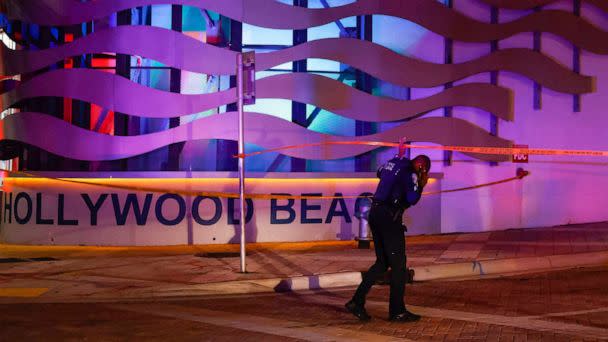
[[412, 155, 431, 174]]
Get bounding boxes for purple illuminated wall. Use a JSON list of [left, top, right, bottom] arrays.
[[1, 0, 607, 232], [4, 0, 599, 165]]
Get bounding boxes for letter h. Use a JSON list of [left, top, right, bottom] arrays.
[[3, 192, 12, 223]]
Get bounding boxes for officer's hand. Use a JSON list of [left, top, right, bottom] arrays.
[[417, 170, 429, 188]]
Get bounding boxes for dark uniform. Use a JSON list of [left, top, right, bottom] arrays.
[[350, 156, 423, 319]]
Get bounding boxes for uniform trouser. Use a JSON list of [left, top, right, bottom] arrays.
[[352, 204, 406, 317]]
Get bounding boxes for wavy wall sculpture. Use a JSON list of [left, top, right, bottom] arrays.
[[478, 0, 607, 12], [1, 69, 515, 122], [3, 0, 608, 55], [0, 0, 602, 166], [0, 112, 511, 161], [1, 30, 592, 93]]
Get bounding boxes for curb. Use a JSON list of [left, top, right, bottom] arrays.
[[121, 272, 364, 299], [122, 250, 608, 298], [412, 250, 608, 281]]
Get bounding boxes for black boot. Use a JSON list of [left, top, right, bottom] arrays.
[[389, 309, 421, 322], [345, 300, 371, 321]]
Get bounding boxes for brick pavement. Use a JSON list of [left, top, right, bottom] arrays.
[[0, 302, 302, 342], [173, 267, 608, 341], [0, 222, 607, 301], [1, 267, 608, 340]]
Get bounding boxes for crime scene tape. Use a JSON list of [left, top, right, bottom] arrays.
[[1, 169, 530, 200], [423, 171, 529, 195], [235, 141, 608, 158]]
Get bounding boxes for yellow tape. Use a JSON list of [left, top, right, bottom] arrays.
[[408, 144, 608, 157], [0, 288, 49, 298], [236, 141, 608, 158], [2, 169, 530, 200]]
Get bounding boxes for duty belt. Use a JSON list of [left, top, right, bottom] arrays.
[[371, 200, 404, 222]]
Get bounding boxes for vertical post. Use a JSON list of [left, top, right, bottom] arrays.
[[573, 0, 581, 112], [291, 0, 308, 172], [168, 4, 183, 170], [443, 0, 453, 166], [355, 14, 375, 172], [237, 53, 246, 273], [490, 6, 499, 166], [533, 6, 542, 110], [115, 9, 131, 171], [218, 18, 241, 171]]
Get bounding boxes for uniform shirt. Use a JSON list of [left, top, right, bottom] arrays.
[[372, 156, 422, 209]]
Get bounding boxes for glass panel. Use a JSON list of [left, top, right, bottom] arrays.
[[307, 0, 357, 8], [130, 67, 171, 91], [244, 144, 290, 172], [151, 5, 172, 29], [247, 71, 292, 122], [306, 158, 356, 172], [243, 24, 292, 46]]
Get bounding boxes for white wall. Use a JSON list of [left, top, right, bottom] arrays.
[[0, 173, 442, 246], [434, 0, 608, 232]]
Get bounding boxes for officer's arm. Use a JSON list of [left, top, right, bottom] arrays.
[[376, 164, 384, 178], [405, 173, 423, 206]]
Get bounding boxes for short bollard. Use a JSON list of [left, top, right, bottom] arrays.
[[355, 197, 372, 249]]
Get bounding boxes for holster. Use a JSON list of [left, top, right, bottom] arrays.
[[391, 207, 404, 223], [372, 201, 404, 223]]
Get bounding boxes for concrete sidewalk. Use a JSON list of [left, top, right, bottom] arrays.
[[1, 222, 607, 302]]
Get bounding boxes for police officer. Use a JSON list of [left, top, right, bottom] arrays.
[[346, 154, 430, 322]]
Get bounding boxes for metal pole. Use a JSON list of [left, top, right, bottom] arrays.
[[237, 53, 246, 273]]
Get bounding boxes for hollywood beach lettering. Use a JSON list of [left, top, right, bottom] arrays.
[[0, 191, 372, 226]]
